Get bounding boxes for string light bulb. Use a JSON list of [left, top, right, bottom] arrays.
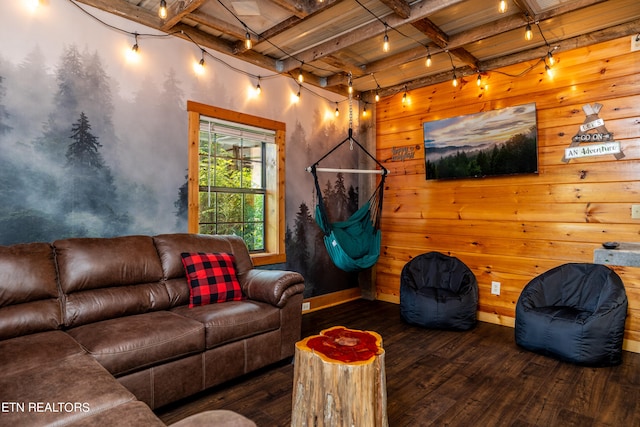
[[499, 0, 507, 13], [126, 33, 140, 62], [255, 78, 261, 95], [425, 50, 432, 67], [545, 63, 553, 78], [159, 0, 168, 19], [525, 23, 533, 41], [476, 72, 482, 87], [335, 102, 339, 117], [547, 51, 555, 66], [375, 88, 380, 103], [245, 31, 252, 49], [348, 78, 353, 94], [194, 50, 205, 75], [362, 105, 368, 117], [298, 65, 304, 84], [452, 69, 458, 87], [402, 86, 407, 104], [383, 26, 390, 52]]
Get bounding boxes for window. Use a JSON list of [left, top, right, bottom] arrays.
[[187, 101, 286, 265]]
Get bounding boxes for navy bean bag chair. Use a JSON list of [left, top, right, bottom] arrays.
[[515, 263, 628, 366], [400, 252, 478, 331]]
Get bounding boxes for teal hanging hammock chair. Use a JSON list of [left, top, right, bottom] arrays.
[[308, 128, 388, 273]]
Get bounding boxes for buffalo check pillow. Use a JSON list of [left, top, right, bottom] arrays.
[[180, 252, 245, 308]]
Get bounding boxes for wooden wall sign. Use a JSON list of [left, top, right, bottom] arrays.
[[562, 103, 624, 162], [391, 145, 416, 161]]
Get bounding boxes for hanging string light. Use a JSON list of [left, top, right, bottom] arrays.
[[476, 72, 482, 87], [194, 49, 205, 75], [159, 0, 168, 19], [525, 17, 533, 41], [402, 85, 407, 104], [126, 33, 140, 62], [255, 77, 261, 95], [298, 63, 304, 84], [425, 47, 432, 67], [498, 0, 508, 13], [348, 77, 353, 94], [362, 104, 368, 117], [334, 102, 340, 117], [244, 30, 252, 50], [382, 24, 390, 52]]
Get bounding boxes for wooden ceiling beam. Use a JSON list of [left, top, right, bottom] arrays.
[[378, 0, 412, 19], [411, 17, 479, 70], [161, 0, 207, 32]]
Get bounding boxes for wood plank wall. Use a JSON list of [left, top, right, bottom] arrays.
[[375, 36, 640, 352]]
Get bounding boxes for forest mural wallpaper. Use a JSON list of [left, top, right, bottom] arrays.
[[0, 0, 362, 298]]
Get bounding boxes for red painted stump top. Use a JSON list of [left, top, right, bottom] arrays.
[[297, 326, 384, 364]]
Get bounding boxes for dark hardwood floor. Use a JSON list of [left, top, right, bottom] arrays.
[[156, 299, 640, 426]]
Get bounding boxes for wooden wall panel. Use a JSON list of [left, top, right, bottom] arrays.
[[375, 37, 640, 352]]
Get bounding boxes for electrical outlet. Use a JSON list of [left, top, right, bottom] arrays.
[[302, 302, 311, 311], [632, 35, 640, 52], [491, 281, 501, 296], [632, 205, 640, 219]]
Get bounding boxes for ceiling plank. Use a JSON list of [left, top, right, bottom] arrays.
[[187, 10, 246, 40], [280, 0, 467, 72]]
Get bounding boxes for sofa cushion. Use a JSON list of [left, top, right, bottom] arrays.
[[181, 252, 245, 307], [54, 235, 169, 327], [0, 353, 136, 426], [0, 242, 61, 339], [0, 330, 85, 375], [172, 300, 280, 349], [66, 311, 205, 377]]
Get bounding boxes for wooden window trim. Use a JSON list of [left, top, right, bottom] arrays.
[[187, 101, 286, 266]]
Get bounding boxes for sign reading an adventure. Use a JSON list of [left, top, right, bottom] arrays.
[[563, 103, 624, 162]]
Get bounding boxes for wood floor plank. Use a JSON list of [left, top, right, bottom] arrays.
[[156, 300, 640, 427]]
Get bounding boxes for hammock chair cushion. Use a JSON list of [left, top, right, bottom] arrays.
[[315, 202, 381, 272]]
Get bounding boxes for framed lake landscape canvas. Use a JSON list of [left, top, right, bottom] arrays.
[[424, 103, 538, 180]]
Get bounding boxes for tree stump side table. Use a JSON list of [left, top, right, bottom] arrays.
[[291, 326, 388, 427]]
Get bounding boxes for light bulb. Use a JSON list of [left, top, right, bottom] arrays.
[[545, 64, 553, 78], [363, 106, 368, 117], [255, 83, 261, 95], [402, 88, 407, 104], [383, 33, 389, 53], [547, 51, 555, 66], [298, 66, 304, 84], [452, 72, 458, 87], [335, 104, 339, 117], [159, 0, 168, 19], [426, 53, 432, 67], [476, 73, 482, 87], [348, 80, 353, 94], [499, 0, 507, 13], [194, 58, 205, 75], [525, 23, 533, 41], [245, 32, 252, 50], [375, 91, 380, 103]]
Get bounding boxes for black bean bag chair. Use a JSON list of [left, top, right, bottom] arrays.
[[515, 263, 628, 366], [400, 252, 478, 331]]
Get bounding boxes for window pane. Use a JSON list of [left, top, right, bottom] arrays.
[[244, 223, 264, 251], [243, 193, 264, 222], [217, 223, 242, 236], [199, 192, 216, 223], [217, 193, 242, 223]]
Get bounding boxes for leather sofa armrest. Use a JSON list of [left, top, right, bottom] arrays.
[[241, 270, 304, 308]]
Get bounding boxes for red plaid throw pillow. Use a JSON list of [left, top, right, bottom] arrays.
[[180, 252, 245, 307]]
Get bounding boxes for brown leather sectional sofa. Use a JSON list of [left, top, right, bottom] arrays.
[[0, 233, 304, 426]]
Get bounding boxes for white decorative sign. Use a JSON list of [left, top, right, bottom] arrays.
[[564, 142, 621, 159]]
